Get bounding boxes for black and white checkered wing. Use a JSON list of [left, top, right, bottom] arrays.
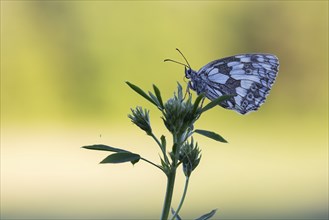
[[197, 54, 279, 114]]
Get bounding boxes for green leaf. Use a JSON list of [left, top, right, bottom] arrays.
[[100, 152, 141, 164], [194, 129, 228, 143], [160, 157, 170, 175], [160, 157, 167, 168], [126, 81, 157, 107], [177, 82, 183, 101], [153, 84, 164, 109], [192, 94, 205, 114], [160, 135, 166, 151], [82, 144, 128, 153], [195, 209, 217, 220], [201, 95, 233, 113], [130, 157, 140, 165], [149, 92, 161, 108]]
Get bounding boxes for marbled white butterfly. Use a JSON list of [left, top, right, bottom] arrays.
[[165, 49, 279, 114]]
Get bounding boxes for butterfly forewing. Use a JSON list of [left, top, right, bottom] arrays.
[[190, 54, 279, 114]]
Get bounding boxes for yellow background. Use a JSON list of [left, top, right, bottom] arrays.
[[1, 1, 328, 219]]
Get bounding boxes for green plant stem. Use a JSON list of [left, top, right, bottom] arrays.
[[150, 132, 169, 163], [171, 176, 190, 220], [161, 134, 182, 220], [160, 168, 177, 220], [140, 157, 164, 172]]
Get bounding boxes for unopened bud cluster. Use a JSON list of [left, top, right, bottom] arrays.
[[162, 94, 201, 138], [179, 138, 201, 177], [128, 106, 152, 135]]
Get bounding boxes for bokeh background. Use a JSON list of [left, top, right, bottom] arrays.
[[1, 1, 328, 219]]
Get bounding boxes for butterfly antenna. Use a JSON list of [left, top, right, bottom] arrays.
[[164, 59, 189, 68], [175, 48, 191, 69]]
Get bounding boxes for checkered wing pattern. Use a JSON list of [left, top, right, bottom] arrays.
[[190, 54, 279, 114]]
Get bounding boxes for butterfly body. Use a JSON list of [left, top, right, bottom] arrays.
[[185, 54, 279, 114]]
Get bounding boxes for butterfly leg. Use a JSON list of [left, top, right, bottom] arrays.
[[183, 82, 192, 100]]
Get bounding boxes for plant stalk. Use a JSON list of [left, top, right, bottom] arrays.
[[140, 157, 164, 172], [160, 168, 177, 220], [171, 176, 189, 220], [150, 132, 169, 163]]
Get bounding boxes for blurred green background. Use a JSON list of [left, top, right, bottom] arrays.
[[1, 1, 328, 219]]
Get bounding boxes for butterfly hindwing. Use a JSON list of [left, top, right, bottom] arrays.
[[193, 54, 279, 114]]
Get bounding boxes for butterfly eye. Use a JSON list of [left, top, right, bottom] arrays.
[[185, 67, 191, 78]]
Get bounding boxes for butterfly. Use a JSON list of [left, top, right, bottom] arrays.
[[165, 49, 279, 114]]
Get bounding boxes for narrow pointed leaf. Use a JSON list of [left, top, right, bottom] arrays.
[[126, 81, 157, 106], [100, 152, 140, 164], [195, 209, 217, 220], [149, 92, 161, 107], [160, 135, 166, 150], [160, 157, 167, 168], [194, 129, 227, 143], [82, 144, 128, 153], [153, 84, 164, 109], [201, 95, 233, 113], [192, 94, 205, 114], [177, 82, 183, 101], [160, 157, 170, 175]]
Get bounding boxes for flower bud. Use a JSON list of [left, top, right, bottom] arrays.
[[128, 107, 152, 135], [179, 138, 202, 177]]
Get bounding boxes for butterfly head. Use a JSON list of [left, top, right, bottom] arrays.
[[184, 66, 192, 79]]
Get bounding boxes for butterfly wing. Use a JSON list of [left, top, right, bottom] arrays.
[[197, 54, 279, 114]]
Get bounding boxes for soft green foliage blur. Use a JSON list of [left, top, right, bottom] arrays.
[[2, 1, 327, 124], [1, 1, 328, 219]]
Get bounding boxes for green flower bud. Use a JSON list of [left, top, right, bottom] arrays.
[[162, 90, 201, 136], [128, 107, 152, 135], [179, 138, 202, 177]]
